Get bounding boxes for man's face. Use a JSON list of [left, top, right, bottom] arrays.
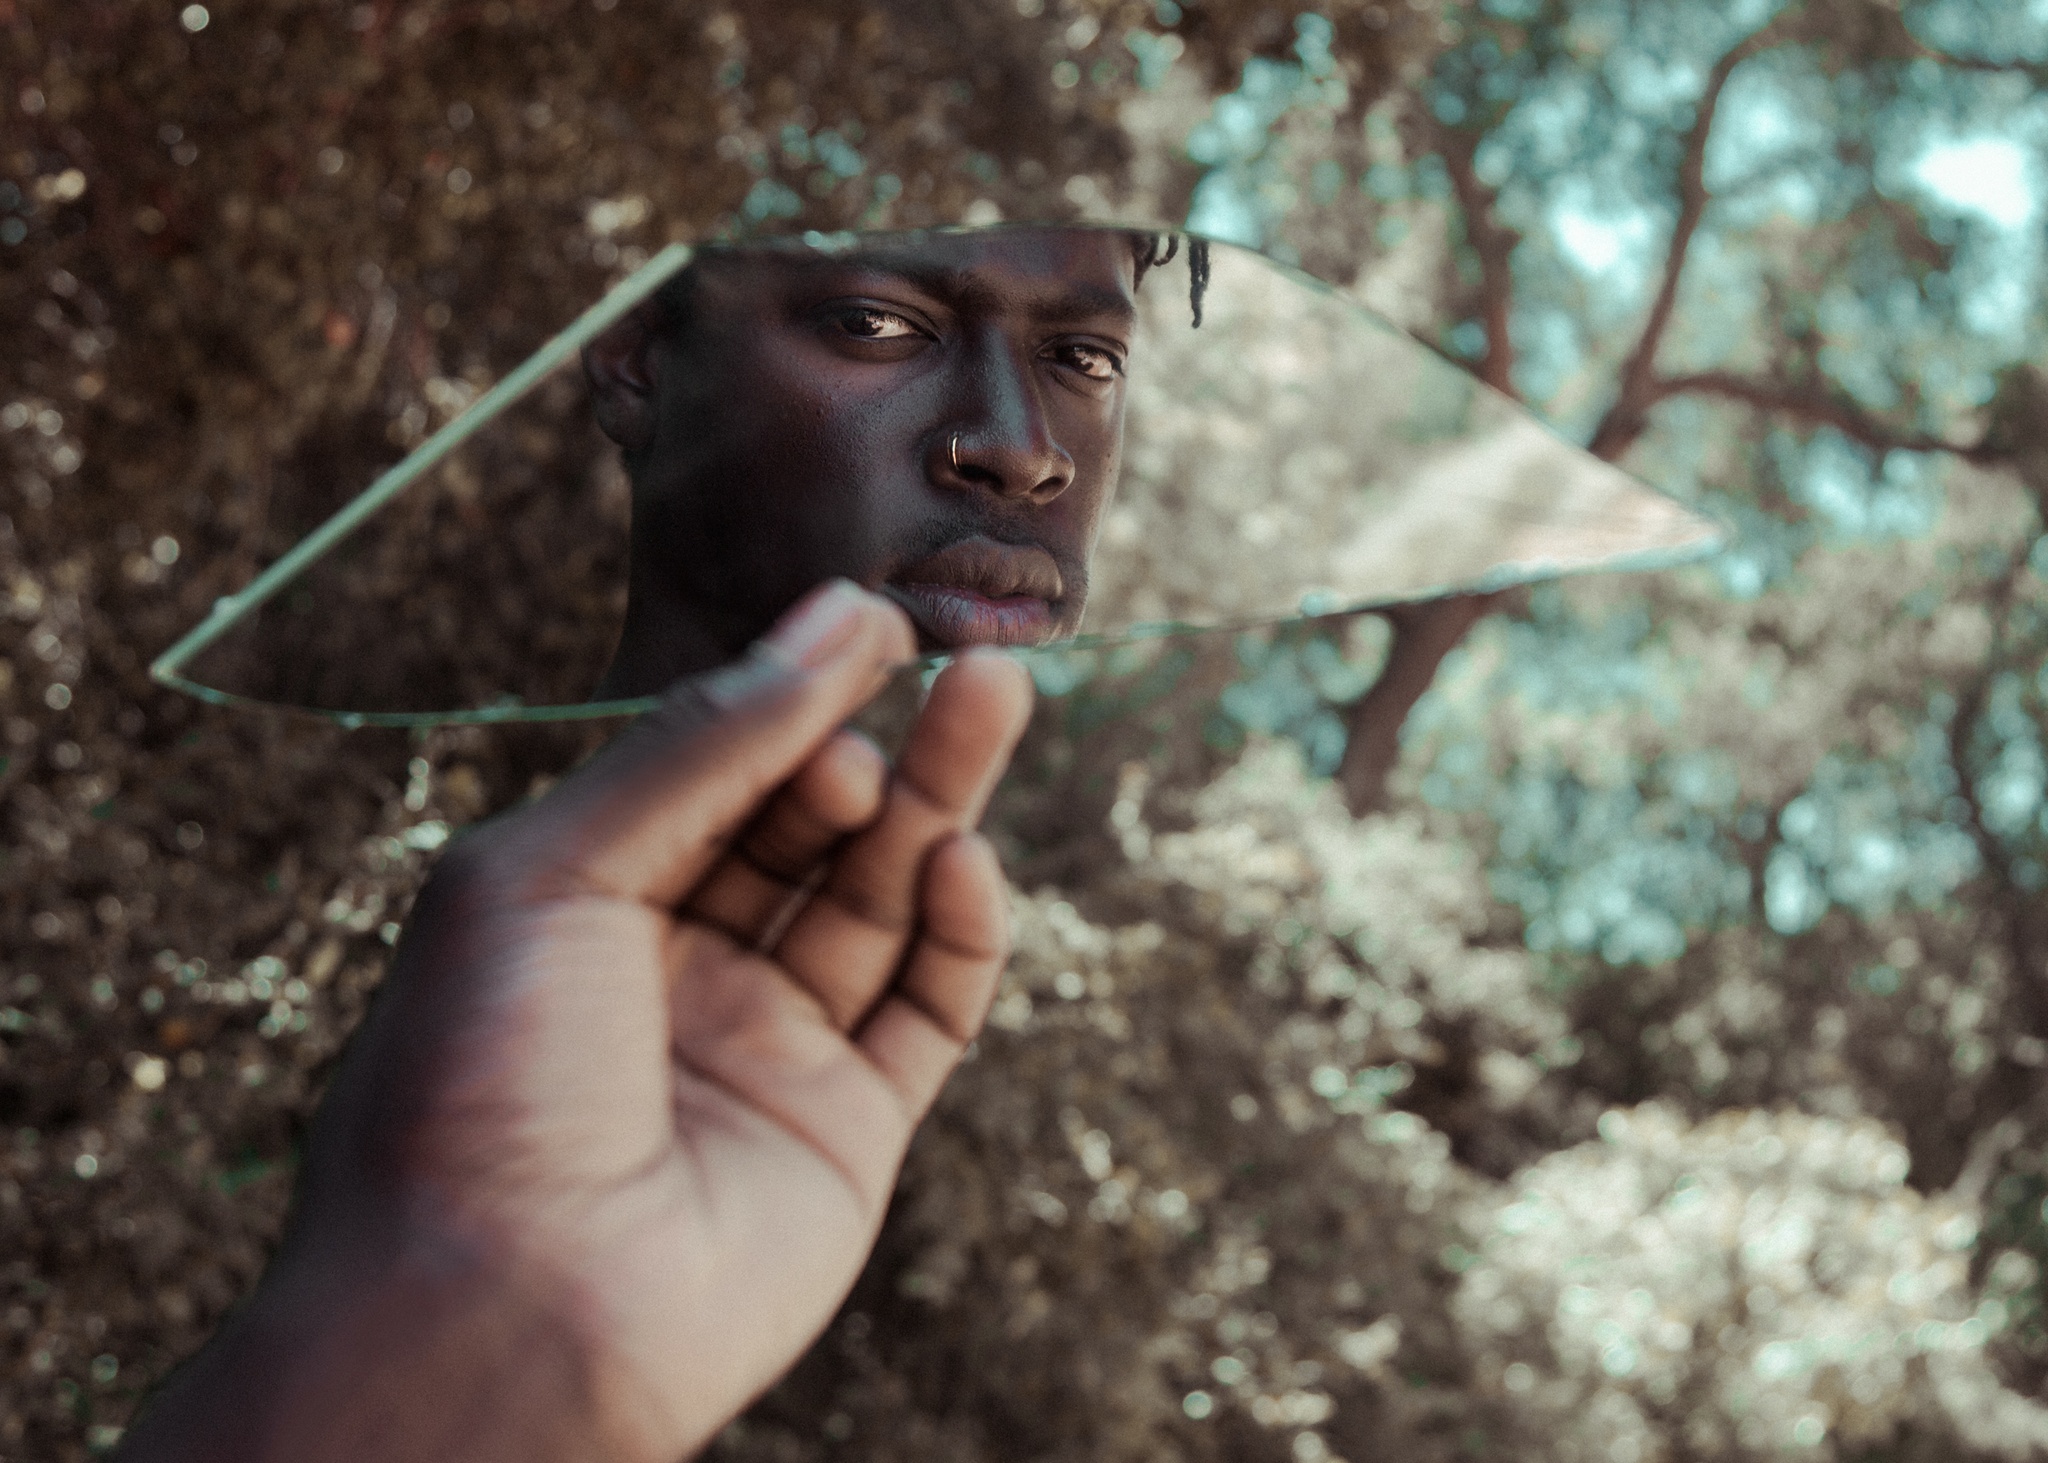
[[609, 227, 1137, 679]]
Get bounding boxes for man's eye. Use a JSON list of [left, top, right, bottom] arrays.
[[1053, 343, 1123, 381], [835, 307, 921, 341]]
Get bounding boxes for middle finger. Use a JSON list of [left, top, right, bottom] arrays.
[[682, 728, 889, 947]]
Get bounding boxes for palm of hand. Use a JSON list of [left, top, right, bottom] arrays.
[[303, 610, 1029, 1461]]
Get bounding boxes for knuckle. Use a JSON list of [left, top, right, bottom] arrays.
[[828, 879, 911, 935]]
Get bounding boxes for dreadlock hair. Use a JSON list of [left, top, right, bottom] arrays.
[[1130, 232, 1211, 327]]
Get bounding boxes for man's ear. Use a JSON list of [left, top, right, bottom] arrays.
[[582, 302, 662, 451]]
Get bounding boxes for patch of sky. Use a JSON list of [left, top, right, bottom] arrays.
[[1660, 231, 1768, 374], [1900, 129, 2048, 344], [1763, 727, 1980, 934], [1910, 134, 2039, 232], [1869, 79, 2048, 342], [1702, 58, 1834, 214], [1547, 183, 1660, 287], [1506, 302, 1583, 410], [1904, 0, 2048, 66], [1494, 74, 1597, 176], [1604, 46, 1707, 116], [1184, 14, 1345, 249], [1707, 497, 1811, 600], [1774, 429, 1943, 543]]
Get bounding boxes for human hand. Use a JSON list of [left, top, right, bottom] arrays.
[[119, 581, 1033, 1463]]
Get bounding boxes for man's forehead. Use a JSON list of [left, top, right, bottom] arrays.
[[722, 228, 1139, 325]]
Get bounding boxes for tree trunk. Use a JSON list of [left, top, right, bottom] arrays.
[[1335, 593, 1501, 816]]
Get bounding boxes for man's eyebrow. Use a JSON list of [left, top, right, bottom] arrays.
[[849, 258, 1138, 329]]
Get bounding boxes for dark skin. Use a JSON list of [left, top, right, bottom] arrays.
[[585, 227, 1140, 697], [117, 584, 1037, 1463], [117, 231, 1150, 1461]]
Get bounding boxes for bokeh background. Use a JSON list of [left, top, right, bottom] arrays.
[[6, 0, 2048, 1458]]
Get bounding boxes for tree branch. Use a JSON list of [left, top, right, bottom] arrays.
[[1331, 116, 1530, 818], [1585, 22, 1788, 463], [1649, 369, 2000, 462], [1899, 33, 2048, 87], [1336, 593, 1503, 817], [1945, 549, 2047, 994], [1435, 126, 1521, 396], [1338, 4, 2022, 819]]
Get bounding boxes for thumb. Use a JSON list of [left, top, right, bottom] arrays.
[[489, 581, 917, 909]]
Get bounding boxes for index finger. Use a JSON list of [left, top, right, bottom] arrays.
[[490, 582, 917, 909], [771, 650, 1034, 1029]]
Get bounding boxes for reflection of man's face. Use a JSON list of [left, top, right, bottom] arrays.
[[590, 227, 1139, 695]]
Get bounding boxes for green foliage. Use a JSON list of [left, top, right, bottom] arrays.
[[1185, 13, 1349, 254], [1201, 0, 2048, 973], [1209, 622, 1387, 776], [1182, 2, 2048, 1436]]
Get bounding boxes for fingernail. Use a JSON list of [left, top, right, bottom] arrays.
[[764, 579, 867, 668]]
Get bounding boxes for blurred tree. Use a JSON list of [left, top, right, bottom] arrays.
[[0, 2, 1446, 1456], [12, 0, 2048, 1457], [1171, 0, 2048, 1404], [1311, 0, 2046, 818]]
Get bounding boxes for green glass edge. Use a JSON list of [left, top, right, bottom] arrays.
[[146, 530, 1724, 730], [146, 240, 697, 713]]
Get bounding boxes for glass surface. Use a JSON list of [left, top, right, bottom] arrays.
[[159, 223, 1720, 723]]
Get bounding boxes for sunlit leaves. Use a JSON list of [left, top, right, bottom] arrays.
[[1184, 14, 1349, 252]]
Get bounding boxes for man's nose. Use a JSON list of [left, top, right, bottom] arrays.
[[936, 339, 1074, 503]]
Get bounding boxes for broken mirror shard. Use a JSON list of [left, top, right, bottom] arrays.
[[158, 223, 1720, 726]]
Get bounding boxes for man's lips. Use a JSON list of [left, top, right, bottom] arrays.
[[883, 536, 1064, 649]]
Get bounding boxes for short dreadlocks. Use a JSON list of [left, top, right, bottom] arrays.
[[1130, 232, 1211, 328]]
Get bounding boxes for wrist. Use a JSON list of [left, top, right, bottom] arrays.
[[120, 1221, 667, 1463]]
